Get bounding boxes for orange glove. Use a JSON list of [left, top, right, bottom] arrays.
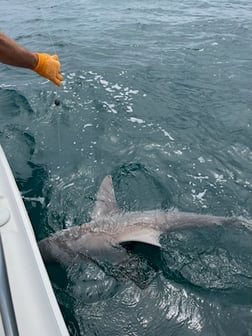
[[33, 53, 63, 86]]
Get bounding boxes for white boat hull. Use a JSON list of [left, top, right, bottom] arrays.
[[0, 145, 69, 336]]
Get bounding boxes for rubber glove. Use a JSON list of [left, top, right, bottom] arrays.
[[33, 53, 63, 86]]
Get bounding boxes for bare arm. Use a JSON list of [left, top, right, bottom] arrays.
[[0, 32, 63, 86], [0, 32, 38, 69]]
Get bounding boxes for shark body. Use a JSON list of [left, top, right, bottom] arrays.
[[38, 175, 243, 265]]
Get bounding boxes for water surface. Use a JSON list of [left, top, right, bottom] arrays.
[[1, 0, 252, 335]]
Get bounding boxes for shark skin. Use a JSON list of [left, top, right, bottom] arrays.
[[38, 175, 244, 265]]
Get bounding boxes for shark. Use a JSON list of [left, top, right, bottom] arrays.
[[38, 175, 245, 267]]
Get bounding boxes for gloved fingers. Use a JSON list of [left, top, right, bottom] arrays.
[[33, 53, 63, 86], [54, 78, 62, 87], [52, 54, 59, 61], [56, 73, 64, 81], [53, 56, 63, 83]]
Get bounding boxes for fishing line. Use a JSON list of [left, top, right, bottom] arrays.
[[38, 5, 63, 165], [38, 5, 61, 104]]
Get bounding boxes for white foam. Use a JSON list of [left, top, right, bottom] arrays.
[[192, 189, 207, 205], [111, 84, 122, 90], [100, 79, 109, 87], [105, 88, 115, 92], [198, 156, 205, 163], [187, 174, 209, 181], [129, 117, 145, 124], [102, 101, 117, 114], [82, 124, 93, 132], [126, 106, 133, 113], [212, 172, 227, 183], [62, 183, 75, 190], [158, 127, 174, 141], [174, 150, 183, 155], [127, 89, 139, 95]]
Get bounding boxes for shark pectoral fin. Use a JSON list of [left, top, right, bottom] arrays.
[[117, 228, 161, 248], [91, 175, 119, 220]]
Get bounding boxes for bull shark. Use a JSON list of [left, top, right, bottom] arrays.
[[38, 175, 245, 266]]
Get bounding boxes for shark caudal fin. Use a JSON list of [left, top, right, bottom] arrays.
[[91, 175, 119, 220]]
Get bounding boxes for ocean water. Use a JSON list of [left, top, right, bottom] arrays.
[[1, 0, 252, 335]]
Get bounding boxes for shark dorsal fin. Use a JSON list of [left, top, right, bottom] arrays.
[[91, 175, 119, 220], [117, 227, 161, 248]]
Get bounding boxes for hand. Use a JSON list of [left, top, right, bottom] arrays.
[[33, 53, 63, 86]]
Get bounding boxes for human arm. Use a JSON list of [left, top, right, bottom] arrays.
[[0, 32, 63, 86], [0, 32, 37, 68]]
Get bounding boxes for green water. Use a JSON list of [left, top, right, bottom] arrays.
[[1, 0, 252, 335]]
